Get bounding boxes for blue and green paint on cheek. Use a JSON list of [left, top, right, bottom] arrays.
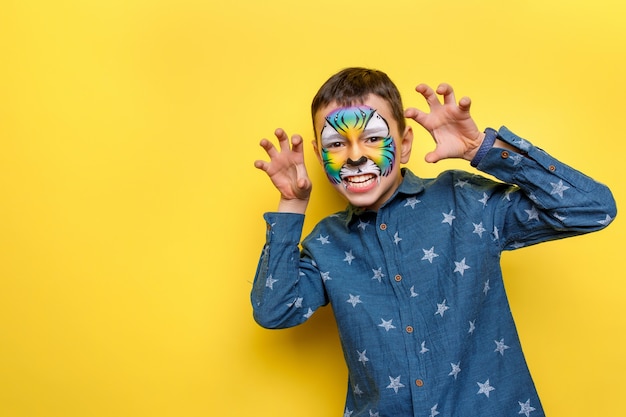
[[320, 106, 396, 184]]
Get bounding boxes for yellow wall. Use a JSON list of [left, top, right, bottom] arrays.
[[1, 0, 624, 416]]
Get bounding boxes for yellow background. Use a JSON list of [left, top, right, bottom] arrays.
[[1, 0, 624, 416]]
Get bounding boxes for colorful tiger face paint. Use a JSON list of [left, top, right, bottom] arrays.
[[320, 106, 396, 187]]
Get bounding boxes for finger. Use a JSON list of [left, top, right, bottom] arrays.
[[437, 83, 457, 106], [253, 159, 269, 172], [458, 96, 472, 112], [290, 133, 305, 155], [259, 138, 279, 159], [274, 128, 291, 152], [415, 83, 441, 107], [404, 107, 426, 123]]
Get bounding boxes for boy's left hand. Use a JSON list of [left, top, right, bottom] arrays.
[[404, 83, 485, 163]]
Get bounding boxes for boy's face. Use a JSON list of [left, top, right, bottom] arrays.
[[313, 94, 413, 211]]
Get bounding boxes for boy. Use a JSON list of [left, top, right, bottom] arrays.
[[251, 67, 616, 417]]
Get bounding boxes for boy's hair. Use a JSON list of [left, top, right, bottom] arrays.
[[311, 67, 406, 137]]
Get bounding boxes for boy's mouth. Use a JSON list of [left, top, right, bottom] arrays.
[[342, 173, 379, 192]]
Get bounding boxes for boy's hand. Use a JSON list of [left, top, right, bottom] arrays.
[[254, 128, 312, 213], [404, 83, 485, 163]]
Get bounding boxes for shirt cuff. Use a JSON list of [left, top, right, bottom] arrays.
[[470, 128, 498, 167]]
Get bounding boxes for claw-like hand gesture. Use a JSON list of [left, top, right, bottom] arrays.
[[404, 83, 485, 163], [254, 128, 312, 213]]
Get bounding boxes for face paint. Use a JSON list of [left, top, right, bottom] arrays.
[[320, 106, 396, 185]]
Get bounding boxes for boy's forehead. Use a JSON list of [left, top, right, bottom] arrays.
[[315, 95, 395, 132]]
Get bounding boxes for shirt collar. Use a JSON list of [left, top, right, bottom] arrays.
[[343, 168, 425, 226]]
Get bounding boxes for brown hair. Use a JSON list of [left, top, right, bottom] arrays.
[[311, 67, 406, 137]]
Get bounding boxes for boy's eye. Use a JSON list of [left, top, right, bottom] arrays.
[[327, 142, 344, 148], [366, 137, 382, 143]]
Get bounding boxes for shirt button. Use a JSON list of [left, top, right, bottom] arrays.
[[379, 223, 387, 231], [501, 151, 510, 159], [415, 379, 424, 387], [405, 325, 413, 333], [394, 274, 402, 282], [549, 164, 556, 171]]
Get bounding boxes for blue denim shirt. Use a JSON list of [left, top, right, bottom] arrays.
[[252, 127, 616, 417]]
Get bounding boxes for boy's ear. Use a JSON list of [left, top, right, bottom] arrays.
[[399, 126, 414, 164], [312, 139, 323, 165]]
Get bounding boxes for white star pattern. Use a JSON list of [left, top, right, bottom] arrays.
[[430, 404, 440, 417], [518, 399, 536, 416], [378, 318, 396, 331], [393, 232, 402, 245], [344, 250, 355, 265], [598, 214, 613, 226], [525, 206, 539, 221], [442, 210, 456, 225], [316, 234, 330, 244], [421, 247, 439, 263], [386, 375, 405, 393], [358, 220, 369, 230], [287, 297, 303, 308], [353, 384, 363, 396], [455, 179, 469, 188], [372, 268, 385, 283], [357, 350, 369, 365], [477, 379, 495, 398], [468, 320, 476, 334], [303, 308, 314, 319], [479, 192, 490, 207], [550, 179, 570, 198], [369, 411, 379, 417], [449, 362, 461, 379], [472, 222, 486, 238], [483, 280, 491, 295], [320, 271, 332, 282], [420, 341, 429, 354], [266, 275, 278, 289], [347, 294, 362, 307], [510, 153, 524, 165], [344, 407, 353, 417], [409, 286, 419, 298], [492, 226, 500, 241], [404, 197, 420, 208], [494, 339, 510, 355], [454, 258, 471, 276], [435, 299, 450, 317]]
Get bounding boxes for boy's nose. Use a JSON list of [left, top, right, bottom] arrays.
[[347, 156, 367, 166]]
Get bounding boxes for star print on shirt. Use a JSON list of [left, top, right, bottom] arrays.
[[409, 286, 419, 298], [518, 399, 537, 417], [442, 209, 456, 225], [358, 220, 369, 230], [421, 247, 439, 263], [393, 232, 402, 245], [598, 214, 613, 226], [344, 407, 353, 417], [372, 268, 385, 283], [386, 376, 405, 393], [492, 226, 500, 241], [420, 341, 429, 354], [478, 192, 490, 207], [344, 250, 355, 265], [550, 179, 570, 198], [265, 275, 278, 289], [353, 384, 363, 396], [435, 299, 450, 317], [303, 308, 314, 319], [369, 410, 380, 417], [454, 258, 471, 276], [320, 271, 332, 282], [357, 349, 369, 365], [525, 206, 539, 221], [404, 197, 420, 208], [449, 362, 461, 379], [472, 222, 487, 238], [429, 404, 440, 417], [378, 318, 396, 331], [347, 294, 362, 307], [483, 280, 491, 295], [477, 379, 495, 398], [455, 179, 469, 188], [494, 339, 510, 355], [316, 234, 330, 244], [468, 320, 476, 334], [287, 297, 303, 308]]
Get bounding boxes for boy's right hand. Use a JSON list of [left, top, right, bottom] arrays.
[[254, 128, 312, 214]]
